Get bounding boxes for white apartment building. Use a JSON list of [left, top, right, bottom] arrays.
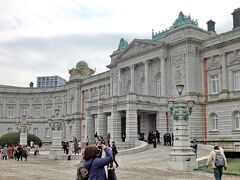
[[37, 76, 66, 88]]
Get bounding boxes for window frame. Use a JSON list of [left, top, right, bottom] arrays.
[[233, 70, 240, 91], [210, 113, 218, 131], [210, 74, 220, 94]]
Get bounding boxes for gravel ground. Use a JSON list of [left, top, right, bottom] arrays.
[[0, 145, 239, 180]]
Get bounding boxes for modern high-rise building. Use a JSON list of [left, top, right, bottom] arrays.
[[37, 76, 66, 88]]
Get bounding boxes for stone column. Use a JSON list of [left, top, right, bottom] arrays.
[[144, 61, 149, 95], [160, 56, 166, 96], [130, 65, 135, 93], [16, 98, 19, 118], [220, 52, 228, 98], [97, 98, 107, 139], [156, 107, 168, 143], [126, 94, 138, 142], [118, 69, 121, 96], [3, 98, 6, 117], [110, 97, 122, 142], [85, 101, 94, 144], [29, 99, 33, 118]]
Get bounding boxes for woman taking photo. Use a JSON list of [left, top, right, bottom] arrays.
[[83, 144, 113, 180]]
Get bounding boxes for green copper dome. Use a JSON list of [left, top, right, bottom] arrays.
[[76, 61, 88, 68]]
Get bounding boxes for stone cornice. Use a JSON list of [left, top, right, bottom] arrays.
[[200, 28, 240, 53]]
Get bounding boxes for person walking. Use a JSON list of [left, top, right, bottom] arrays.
[[156, 130, 160, 144], [207, 145, 227, 180], [111, 141, 119, 168], [2, 145, 8, 160], [83, 144, 113, 180]]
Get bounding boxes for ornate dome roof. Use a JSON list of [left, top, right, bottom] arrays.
[[76, 61, 88, 68]]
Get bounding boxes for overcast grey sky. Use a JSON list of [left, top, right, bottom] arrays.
[[0, 0, 239, 87]]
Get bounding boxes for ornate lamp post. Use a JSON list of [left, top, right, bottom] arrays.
[[48, 108, 66, 160], [167, 81, 197, 171], [16, 115, 31, 146]]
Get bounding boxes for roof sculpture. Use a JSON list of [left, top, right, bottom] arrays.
[[69, 60, 95, 80], [152, 11, 198, 40], [118, 38, 128, 50]]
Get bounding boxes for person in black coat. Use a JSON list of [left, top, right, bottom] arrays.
[[121, 132, 126, 142], [111, 141, 119, 168]]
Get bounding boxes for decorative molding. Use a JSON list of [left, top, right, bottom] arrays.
[[207, 56, 221, 70], [228, 50, 240, 66], [175, 65, 183, 82], [171, 53, 183, 66], [6, 97, 17, 104]]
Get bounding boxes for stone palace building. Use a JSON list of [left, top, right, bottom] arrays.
[[0, 9, 240, 151]]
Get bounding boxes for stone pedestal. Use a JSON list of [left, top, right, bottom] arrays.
[[168, 99, 197, 171], [48, 130, 64, 160], [20, 132, 27, 145]]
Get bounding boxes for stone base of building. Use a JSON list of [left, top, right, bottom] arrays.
[[168, 147, 198, 171]]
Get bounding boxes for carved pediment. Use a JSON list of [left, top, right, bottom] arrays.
[[119, 40, 163, 59], [207, 57, 221, 70]]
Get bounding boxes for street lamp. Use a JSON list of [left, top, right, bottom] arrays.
[[168, 83, 194, 120]]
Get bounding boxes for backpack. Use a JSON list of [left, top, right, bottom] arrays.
[[76, 159, 94, 180], [215, 151, 225, 168]]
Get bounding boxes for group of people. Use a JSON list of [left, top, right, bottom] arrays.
[[0, 144, 30, 161], [62, 136, 82, 156], [94, 132, 119, 168]]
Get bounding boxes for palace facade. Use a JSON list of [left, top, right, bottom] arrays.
[[1, 9, 240, 151]]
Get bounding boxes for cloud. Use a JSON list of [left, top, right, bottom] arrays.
[[0, 0, 239, 87], [0, 32, 147, 86]]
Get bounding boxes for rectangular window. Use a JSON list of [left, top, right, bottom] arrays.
[[46, 107, 52, 117], [7, 107, 14, 118], [210, 74, 219, 94], [21, 107, 28, 117], [233, 70, 240, 91], [34, 107, 40, 118]]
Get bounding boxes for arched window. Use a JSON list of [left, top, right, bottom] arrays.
[[233, 111, 240, 130], [154, 73, 161, 96], [33, 128, 38, 136], [45, 127, 50, 137], [139, 77, 145, 95], [8, 127, 13, 133], [210, 113, 218, 131]]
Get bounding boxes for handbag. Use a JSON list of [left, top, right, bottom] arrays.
[[107, 167, 117, 180]]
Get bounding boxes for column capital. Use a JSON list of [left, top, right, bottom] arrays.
[[159, 55, 167, 61]]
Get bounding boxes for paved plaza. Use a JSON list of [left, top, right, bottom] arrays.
[[0, 145, 239, 180]]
